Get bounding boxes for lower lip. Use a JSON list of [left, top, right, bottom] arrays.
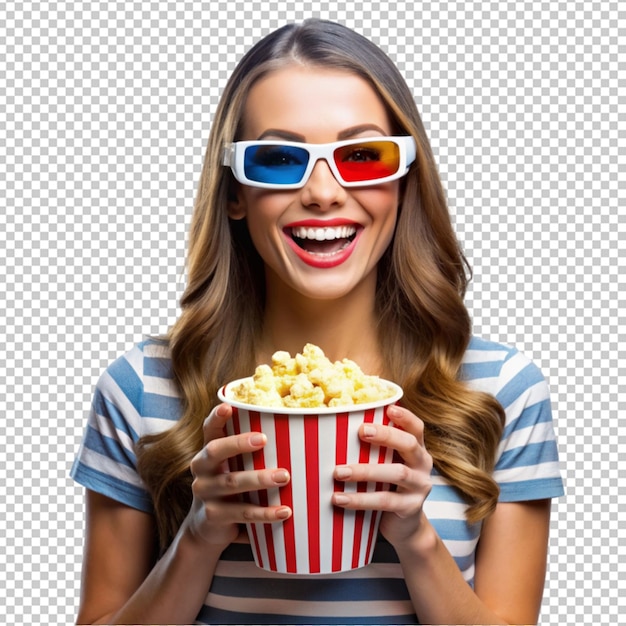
[[285, 232, 360, 269]]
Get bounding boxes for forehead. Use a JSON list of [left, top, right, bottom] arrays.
[[240, 65, 393, 140]]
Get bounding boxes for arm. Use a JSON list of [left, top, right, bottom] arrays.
[[474, 499, 551, 623], [76, 491, 223, 625], [396, 500, 551, 625], [76, 403, 292, 625]]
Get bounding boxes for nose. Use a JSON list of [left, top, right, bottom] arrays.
[[299, 158, 348, 210]]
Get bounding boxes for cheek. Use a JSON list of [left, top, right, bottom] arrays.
[[240, 194, 290, 251], [241, 188, 292, 218], [353, 185, 401, 224]]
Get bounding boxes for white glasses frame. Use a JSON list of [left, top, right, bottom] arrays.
[[222, 135, 417, 189]]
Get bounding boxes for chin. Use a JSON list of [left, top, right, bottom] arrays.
[[292, 277, 367, 302]]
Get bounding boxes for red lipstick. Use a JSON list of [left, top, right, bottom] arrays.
[[283, 219, 362, 269]]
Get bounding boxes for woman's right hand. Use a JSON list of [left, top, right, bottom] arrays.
[[184, 402, 292, 549]]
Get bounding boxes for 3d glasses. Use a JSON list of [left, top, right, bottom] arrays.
[[223, 136, 416, 189]]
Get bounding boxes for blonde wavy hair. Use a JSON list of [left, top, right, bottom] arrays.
[[136, 19, 505, 553]]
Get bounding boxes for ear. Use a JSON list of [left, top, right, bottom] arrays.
[[227, 187, 248, 220]]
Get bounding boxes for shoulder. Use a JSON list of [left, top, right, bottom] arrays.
[[461, 336, 548, 409], [462, 335, 556, 451], [95, 338, 181, 432], [100, 338, 173, 387], [462, 336, 532, 374], [463, 337, 564, 500], [102, 338, 173, 385], [71, 338, 179, 512]]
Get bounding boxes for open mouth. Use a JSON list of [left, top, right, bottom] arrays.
[[287, 225, 358, 256]]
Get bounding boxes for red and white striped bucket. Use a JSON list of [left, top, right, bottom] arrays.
[[219, 379, 403, 574]]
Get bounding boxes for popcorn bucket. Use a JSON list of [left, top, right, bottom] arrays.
[[218, 379, 403, 575]]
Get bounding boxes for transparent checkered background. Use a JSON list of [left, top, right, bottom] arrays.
[[1, 1, 623, 624]]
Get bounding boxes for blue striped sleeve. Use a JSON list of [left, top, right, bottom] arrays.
[[497, 439, 560, 471], [92, 388, 140, 443], [70, 347, 153, 511], [143, 392, 183, 420], [493, 350, 564, 501], [106, 353, 144, 416], [498, 476, 565, 502], [496, 360, 546, 410], [70, 462, 154, 513], [81, 422, 137, 469], [501, 397, 553, 440]]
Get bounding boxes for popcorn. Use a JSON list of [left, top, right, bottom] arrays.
[[229, 343, 395, 408]]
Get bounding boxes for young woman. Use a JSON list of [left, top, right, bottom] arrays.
[[71, 19, 563, 625]]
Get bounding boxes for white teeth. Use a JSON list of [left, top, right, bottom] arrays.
[[291, 225, 357, 240]]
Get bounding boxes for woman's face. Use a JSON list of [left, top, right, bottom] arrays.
[[230, 65, 401, 302]]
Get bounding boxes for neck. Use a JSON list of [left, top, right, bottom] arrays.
[[258, 276, 383, 374]]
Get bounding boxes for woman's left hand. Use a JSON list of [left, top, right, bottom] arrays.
[[331, 404, 433, 548]]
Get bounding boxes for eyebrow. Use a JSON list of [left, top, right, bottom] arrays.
[[257, 129, 305, 141], [257, 124, 388, 142], [337, 124, 388, 139]]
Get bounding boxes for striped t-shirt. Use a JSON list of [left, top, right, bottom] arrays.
[[70, 336, 564, 624]]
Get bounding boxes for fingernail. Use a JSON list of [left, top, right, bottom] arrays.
[[272, 470, 290, 484], [334, 493, 349, 505], [363, 424, 376, 437], [335, 466, 352, 479], [387, 404, 400, 418], [249, 433, 266, 447], [276, 507, 291, 519]]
